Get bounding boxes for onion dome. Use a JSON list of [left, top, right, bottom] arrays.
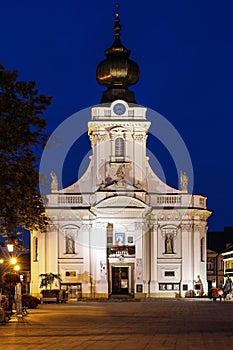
[[96, 4, 140, 103]]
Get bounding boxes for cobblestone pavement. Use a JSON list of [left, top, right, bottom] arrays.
[[1, 299, 233, 350]]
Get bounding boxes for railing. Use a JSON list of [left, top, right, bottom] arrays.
[[45, 195, 85, 207], [156, 196, 182, 205], [58, 195, 83, 205], [45, 193, 207, 210]]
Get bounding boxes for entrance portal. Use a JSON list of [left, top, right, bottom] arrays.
[[112, 267, 129, 294]]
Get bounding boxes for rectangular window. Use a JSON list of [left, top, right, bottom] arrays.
[[200, 237, 205, 262], [164, 271, 175, 277], [182, 284, 188, 291], [33, 237, 38, 262], [159, 284, 166, 290], [136, 284, 143, 293], [159, 283, 180, 291], [115, 138, 125, 157], [65, 271, 76, 277], [219, 259, 224, 270], [127, 236, 134, 244], [207, 259, 213, 270]]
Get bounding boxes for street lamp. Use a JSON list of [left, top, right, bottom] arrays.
[[10, 257, 17, 266], [0, 242, 22, 315], [7, 244, 14, 253], [6, 244, 18, 314]]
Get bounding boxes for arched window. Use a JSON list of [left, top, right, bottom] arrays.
[[200, 237, 205, 262], [115, 137, 125, 157], [33, 237, 38, 261]]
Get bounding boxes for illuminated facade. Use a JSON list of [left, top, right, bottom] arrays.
[[31, 8, 211, 299]]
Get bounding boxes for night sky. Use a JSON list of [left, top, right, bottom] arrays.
[[1, 0, 233, 233]]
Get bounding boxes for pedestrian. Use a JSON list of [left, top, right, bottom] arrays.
[[61, 289, 66, 303]]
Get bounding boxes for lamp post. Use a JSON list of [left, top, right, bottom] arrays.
[[5, 244, 20, 314]]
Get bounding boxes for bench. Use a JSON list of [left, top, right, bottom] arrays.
[[41, 297, 58, 304], [40, 290, 60, 303]]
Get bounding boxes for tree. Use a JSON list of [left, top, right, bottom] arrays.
[[0, 64, 52, 236], [2, 272, 20, 287], [39, 273, 61, 290]]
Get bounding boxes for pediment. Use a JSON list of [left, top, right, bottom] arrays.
[[94, 195, 148, 209]]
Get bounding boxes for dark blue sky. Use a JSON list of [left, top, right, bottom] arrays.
[[1, 0, 233, 232]]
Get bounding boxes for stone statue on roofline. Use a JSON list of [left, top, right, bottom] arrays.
[[180, 171, 188, 192], [50, 171, 58, 192]]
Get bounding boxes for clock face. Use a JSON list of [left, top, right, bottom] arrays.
[[113, 103, 126, 115]]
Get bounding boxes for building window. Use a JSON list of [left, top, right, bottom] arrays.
[[159, 283, 180, 291], [182, 284, 188, 291], [115, 137, 125, 157], [33, 237, 38, 262], [207, 259, 213, 271], [127, 236, 134, 244], [165, 271, 175, 277], [200, 237, 205, 261], [65, 271, 76, 277], [107, 223, 113, 245]]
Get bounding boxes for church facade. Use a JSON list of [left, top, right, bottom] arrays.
[[30, 8, 211, 299]]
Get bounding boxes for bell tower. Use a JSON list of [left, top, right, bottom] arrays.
[[88, 4, 149, 190], [88, 100, 150, 190]]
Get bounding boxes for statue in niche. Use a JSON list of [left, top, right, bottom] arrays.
[[116, 165, 125, 181], [66, 236, 75, 254], [180, 171, 188, 192], [50, 171, 58, 192], [165, 234, 174, 254]]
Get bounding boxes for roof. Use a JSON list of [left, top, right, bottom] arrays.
[[207, 227, 233, 253]]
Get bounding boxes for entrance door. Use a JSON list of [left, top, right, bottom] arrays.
[[112, 267, 129, 294]]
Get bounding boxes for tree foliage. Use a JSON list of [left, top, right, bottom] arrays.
[[39, 273, 61, 290], [2, 272, 20, 286], [0, 63, 52, 235]]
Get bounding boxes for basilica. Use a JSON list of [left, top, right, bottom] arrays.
[[30, 8, 211, 299]]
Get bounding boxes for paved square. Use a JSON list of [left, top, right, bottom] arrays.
[[1, 299, 233, 350]]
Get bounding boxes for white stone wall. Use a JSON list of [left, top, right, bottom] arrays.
[[31, 100, 211, 298]]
